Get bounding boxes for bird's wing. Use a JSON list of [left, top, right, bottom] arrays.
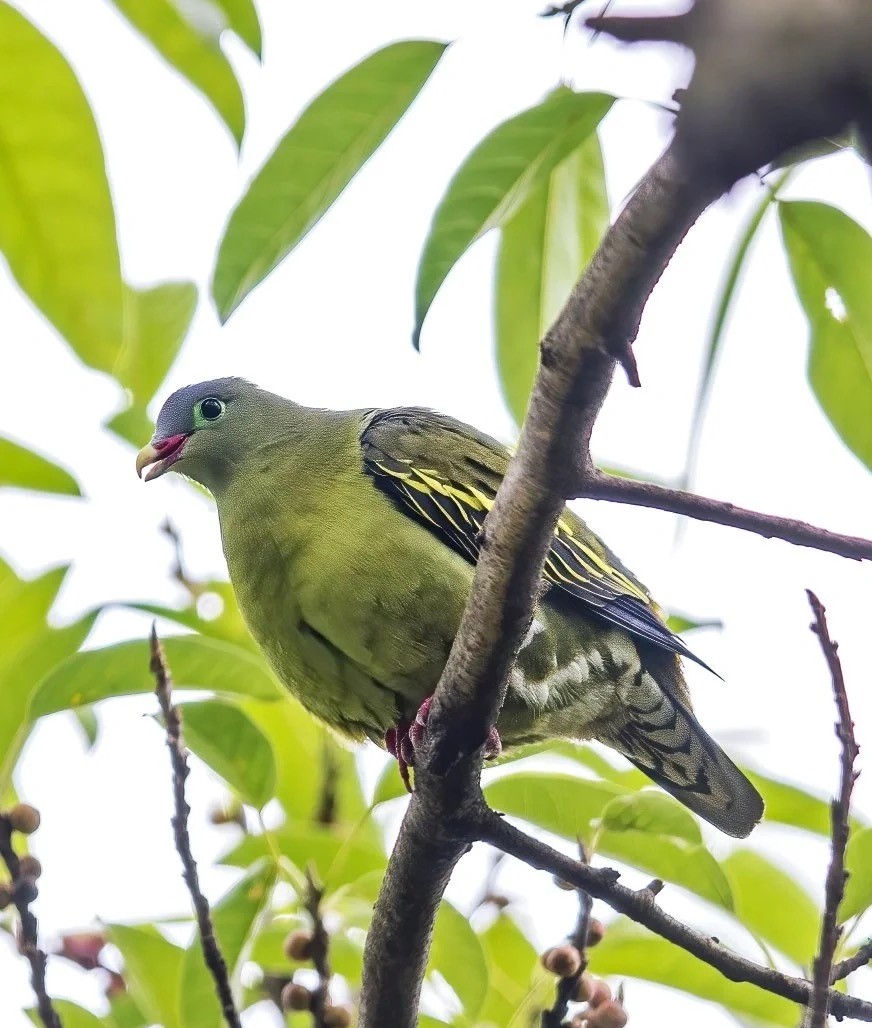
[[360, 408, 710, 670]]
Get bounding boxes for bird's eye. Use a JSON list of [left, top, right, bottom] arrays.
[[200, 397, 224, 421]]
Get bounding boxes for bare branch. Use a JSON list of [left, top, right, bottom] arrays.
[[807, 592, 860, 1027], [582, 474, 872, 562], [833, 939, 872, 982], [150, 626, 242, 1028], [304, 868, 332, 1028], [480, 810, 872, 1022], [542, 843, 592, 1027], [0, 813, 61, 1028]]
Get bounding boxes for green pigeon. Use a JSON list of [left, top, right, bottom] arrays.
[[137, 378, 763, 838]]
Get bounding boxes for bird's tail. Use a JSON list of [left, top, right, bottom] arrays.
[[597, 651, 763, 839]]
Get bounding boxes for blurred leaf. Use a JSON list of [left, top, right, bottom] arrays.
[[487, 773, 731, 908], [666, 612, 722, 634], [243, 695, 375, 836], [223, 821, 385, 887], [71, 706, 100, 749], [108, 281, 198, 444], [842, 826, 872, 921], [178, 699, 276, 808], [106, 993, 148, 1028], [414, 88, 613, 347], [599, 791, 701, 843], [0, 3, 123, 366], [0, 437, 80, 496], [599, 827, 734, 909], [588, 921, 798, 1025], [371, 756, 409, 806], [429, 901, 489, 1019], [179, 863, 276, 1028], [496, 131, 609, 424], [780, 200, 872, 471], [213, 40, 447, 321], [30, 634, 283, 719], [746, 768, 859, 835], [722, 849, 820, 965], [0, 559, 96, 787], [128, 580, 259, 652], [108, 0, 245, 144], [107, 924, 185, 1028], [681, 171, 790, 488], [484, 772, 626, 846], [212, 0, 262, 57], [479, 914, 550, 1027], [26, 1000, 103, 1027]]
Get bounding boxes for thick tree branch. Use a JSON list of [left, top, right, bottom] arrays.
[[150, 627, 242, 1028], [583, 474, 872, 561], [807, 592, 860, 1027], [0, 815, 60, 1028]]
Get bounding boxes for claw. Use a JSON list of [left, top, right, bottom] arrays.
[[385, 697, 502, 791]]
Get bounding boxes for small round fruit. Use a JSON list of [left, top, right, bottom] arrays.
[[18, 855, 42, 880], [280, 982, 311, 1012], [283, 930, 313, 962], [587, 999, 628, 1027], [7, 804, 41, 835], [323, 1006, 353, 1027], [541, 944, 582, 978], [586, 918, 606, 947]]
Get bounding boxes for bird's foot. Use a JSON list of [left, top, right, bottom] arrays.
[[384, 697, 502, 794]]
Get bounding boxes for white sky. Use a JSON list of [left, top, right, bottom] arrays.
[[2, 1, 872, 1025]]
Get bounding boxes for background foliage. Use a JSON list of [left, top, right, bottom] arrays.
[[1, 2, 871, 1026]]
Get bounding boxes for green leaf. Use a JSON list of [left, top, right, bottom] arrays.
[[0, 559, 96, 788], [242, 696, 375, 834], [588, 921, 798, 1025], [722, 849, 820, 966], [179, 863, 276, 1028], [29, 634, 283, 719], [223, 822, 385, 887], [414, 88, 613, 347], [495, 131, 609, 423], [484, 772, 626, 847], [666, 612, 722, 635], [71, 706, 100, 749], [0, 3, 123, 366], [178, 699, 276, 808], [486, 773, 731, 908], [479, 914, 550, 1027], [842, 826, 872, 921], [780, 199, 872, 471], [108, 0, 245, 144], [108, 282, 198, 444], [27, 1000, 103, 1028], [212, 0, 262, 57], [213, 40, 447, 321], [599, 791, 701, 843], [429, 902, 489, 1019], [107, 924, 185, 1028], [746, 768, 851, 835], [681, 171, 790, 488], [0, 437, 80, 496]]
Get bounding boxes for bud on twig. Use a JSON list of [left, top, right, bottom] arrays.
[[542, 944, 582, 977]]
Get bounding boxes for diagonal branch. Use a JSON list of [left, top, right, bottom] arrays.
[[806, 591, 860, 1027], [583, 474, 872, 561], [150, 626, 243, 1028], [479, 810, 872, 1022]]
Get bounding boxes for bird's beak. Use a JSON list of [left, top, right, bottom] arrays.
[[136, 434, 190, 482]]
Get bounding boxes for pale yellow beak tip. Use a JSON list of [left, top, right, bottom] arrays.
[[136, 443, 159, 480]]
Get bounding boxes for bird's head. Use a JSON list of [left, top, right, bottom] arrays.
[[136, 377, 266, 491]]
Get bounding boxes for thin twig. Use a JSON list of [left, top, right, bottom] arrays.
[[582, 474, 872, 562], [304, 867, 332, 1027], [0, 816, 61, 1028], [478, 810, 872, 1022], [542, 842, 593, 1027], [315, 740, 339, 827], [807, 592, 860, 1027], [833, 939, 872, 981], [150, 626, 243, 1028]]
